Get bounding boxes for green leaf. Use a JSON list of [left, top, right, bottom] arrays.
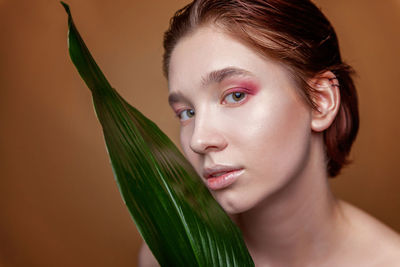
[[61, 2, 254, 266]]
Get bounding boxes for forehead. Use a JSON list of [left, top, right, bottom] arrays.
[[168, 25, 285, 92]]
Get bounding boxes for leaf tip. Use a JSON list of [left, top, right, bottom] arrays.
[[60, 1, 71, 16]]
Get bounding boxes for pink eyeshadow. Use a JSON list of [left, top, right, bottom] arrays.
[[221, 78, 260, 95]]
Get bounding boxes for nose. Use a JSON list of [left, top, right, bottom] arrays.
[[189, 109, 227, 154]]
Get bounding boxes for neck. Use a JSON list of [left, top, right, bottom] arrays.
[[235, 134, 346, 266]]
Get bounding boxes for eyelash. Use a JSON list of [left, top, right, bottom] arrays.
[[175, 88, 251, 122]]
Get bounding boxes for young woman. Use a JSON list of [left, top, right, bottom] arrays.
[[139, 0, 400, 266]]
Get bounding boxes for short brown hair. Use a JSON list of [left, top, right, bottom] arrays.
[[163, 0, 359, 177]]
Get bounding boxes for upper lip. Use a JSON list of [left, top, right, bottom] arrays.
[[203, 165, 243, 179]]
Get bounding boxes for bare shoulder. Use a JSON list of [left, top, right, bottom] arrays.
[[138, 242, 159, 267], [339, 200, 400, 266]]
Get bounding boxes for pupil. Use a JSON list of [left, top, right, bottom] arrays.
[[189, 109, 195, 116], [234, 92, 243, 100]]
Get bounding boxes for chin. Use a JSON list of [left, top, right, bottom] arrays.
[[211, 171, 298, 215], [211, 189, 259, 215]]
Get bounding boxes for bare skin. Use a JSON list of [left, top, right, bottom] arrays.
[[138, 25, 400, 267], [139, 202, 400, 267]]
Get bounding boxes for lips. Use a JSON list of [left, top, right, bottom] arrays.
[[203, 166, 244, 191]]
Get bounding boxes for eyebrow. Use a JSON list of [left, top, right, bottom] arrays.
[[168, 67, 253, 105], [201, 67, 253, 87], [168, 92, 187, 106]]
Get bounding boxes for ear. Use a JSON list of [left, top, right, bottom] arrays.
[[309, 71, 340, 132]]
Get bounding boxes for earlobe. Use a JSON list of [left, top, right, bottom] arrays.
[[309, 71, 340, 132]]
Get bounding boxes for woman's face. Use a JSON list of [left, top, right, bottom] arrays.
[[168, 25, 313, 214]]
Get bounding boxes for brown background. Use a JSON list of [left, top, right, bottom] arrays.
[[1, 0, 399, 266]]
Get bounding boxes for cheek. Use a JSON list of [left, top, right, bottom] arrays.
[[225, 90, 311, 173], [179, 126, 201, 173], [253, 99, 311, 187], [180, 127, 192, 159]]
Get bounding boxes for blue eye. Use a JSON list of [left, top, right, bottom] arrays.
[[224, 92, 247, 103], [179, 109, 195, 121]]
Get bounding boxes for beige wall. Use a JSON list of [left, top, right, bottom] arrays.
[[1, 1, 399, 266]]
